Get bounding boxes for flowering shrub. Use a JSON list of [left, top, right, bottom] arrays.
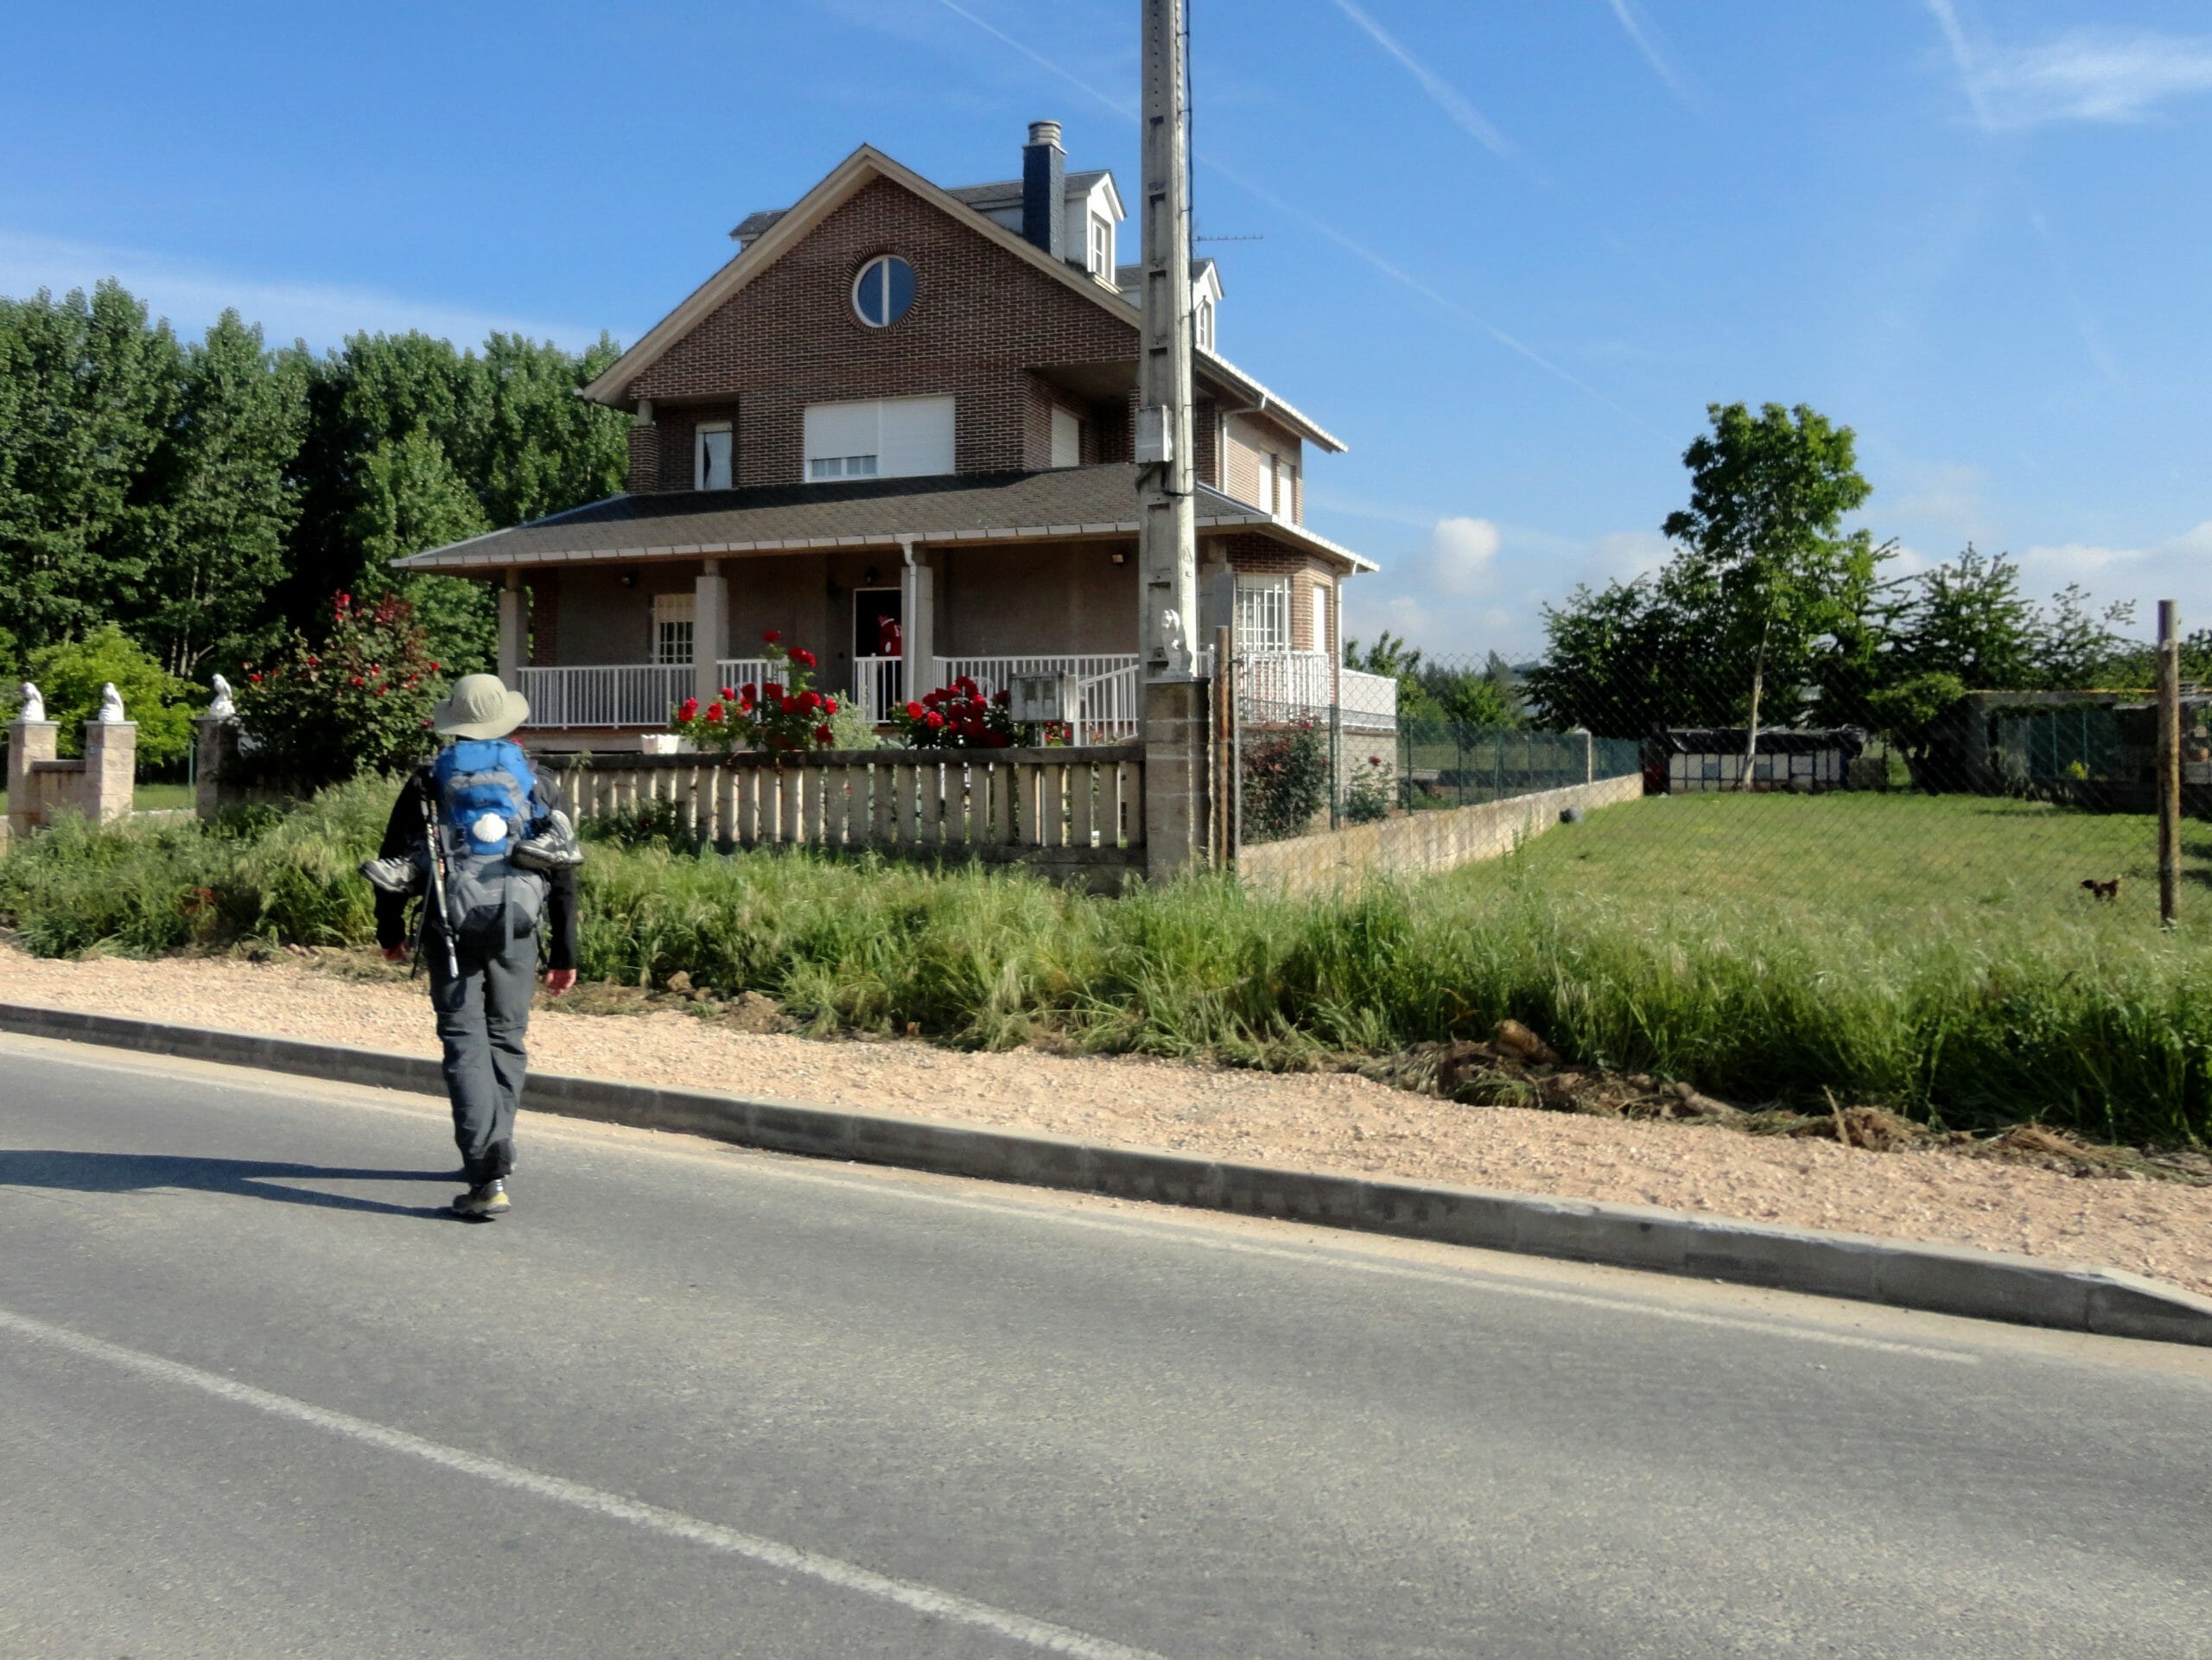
[[889, 676, 1017, 749], [233, 593, 447, 784], [1343, 753, 1395, 824], [669, 632, 842, 753], [885, 676, 1073, 749], [1240, 722, 1329, 843]]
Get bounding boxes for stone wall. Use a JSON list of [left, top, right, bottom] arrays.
[[1236, 773, 1644, 898]]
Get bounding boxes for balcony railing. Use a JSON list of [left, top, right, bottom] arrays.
[[517, 651, 1397, 734], [516, 664, 692, 729]]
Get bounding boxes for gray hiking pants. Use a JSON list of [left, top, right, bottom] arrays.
[[429, 927, 537, 1186]]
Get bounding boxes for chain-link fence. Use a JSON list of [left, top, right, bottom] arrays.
[[1230, 639, 2210, 935]]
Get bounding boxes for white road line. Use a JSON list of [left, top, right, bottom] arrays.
[[2, 1034, 1981, 1364], [0, 1303, 1173, 1660]]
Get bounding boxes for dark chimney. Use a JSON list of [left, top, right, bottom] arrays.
[[1021, 119, 1066, 261]]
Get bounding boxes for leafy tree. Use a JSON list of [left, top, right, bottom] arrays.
[[1888, 545, 2036, 690], [24, 621, 199, 765], [1522, 577, 1695, 734], [1662, 402, 1876, 779], [1344, 631, 1516, 729], [0, 283, 179, 655], [347, 424, 496, 672], [133, 311, 311, 679], [2034, 584, 2140, 690], [1866, 670, 1966, 792]]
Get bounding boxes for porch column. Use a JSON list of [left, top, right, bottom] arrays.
[[694, 558, 729, 709], [899, 538, 935, 703], [497, 569, 528, 686]]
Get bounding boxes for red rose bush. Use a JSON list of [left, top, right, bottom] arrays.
[[669, 633, 842, 754]]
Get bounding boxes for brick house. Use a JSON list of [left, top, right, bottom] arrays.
[[394, 122, 1394, 745]]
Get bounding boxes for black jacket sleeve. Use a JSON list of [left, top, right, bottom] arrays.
[[372, 773, 428, 955]]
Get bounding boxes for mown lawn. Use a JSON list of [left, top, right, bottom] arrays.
[[1462, 790, 2202, 936], [0, 782, 194, 815]]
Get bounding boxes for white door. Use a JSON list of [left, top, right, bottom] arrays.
[[1050, 407, 1081, 468]]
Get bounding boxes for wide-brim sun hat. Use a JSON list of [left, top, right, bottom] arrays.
[[429, 672, 530, 741]]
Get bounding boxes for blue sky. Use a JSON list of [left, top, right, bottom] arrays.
[[3, 0, 2208, 659]]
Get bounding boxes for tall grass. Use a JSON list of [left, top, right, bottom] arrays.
[[2, 796, 2206, 1144]]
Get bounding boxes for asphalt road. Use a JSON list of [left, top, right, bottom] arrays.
[[1, 1033, 2207, 1660]]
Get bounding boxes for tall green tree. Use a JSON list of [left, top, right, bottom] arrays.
[[134, 311, 311, 678], [1889, 546, 2037, 690], [1662, 402, 1877, 779], [1523, 576, 1700, 734], [348, 424, 498, 672], [0, 283, 179, 662]]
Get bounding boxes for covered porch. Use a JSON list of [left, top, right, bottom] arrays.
[[398, 465, 1391, 746]]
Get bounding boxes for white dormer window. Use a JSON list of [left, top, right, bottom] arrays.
[[695, 422, 732, 491], [1194, 296, 1215, 353], [1087, 213, 1113, 277]]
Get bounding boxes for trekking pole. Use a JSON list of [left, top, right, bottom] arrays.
[[417, 771, 461, 981]]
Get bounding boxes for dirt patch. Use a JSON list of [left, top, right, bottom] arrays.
[[3, 940, 2209, 1301]]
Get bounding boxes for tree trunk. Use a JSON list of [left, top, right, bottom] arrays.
[[1738, 631, 1769, 792]]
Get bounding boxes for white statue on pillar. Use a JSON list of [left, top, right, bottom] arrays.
[[97, 682, 126, 723], [16, 682, 41, 723], [208, 673, 236, 720]]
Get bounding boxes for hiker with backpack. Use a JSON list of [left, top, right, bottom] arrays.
[[359, 673, 583, 1220]]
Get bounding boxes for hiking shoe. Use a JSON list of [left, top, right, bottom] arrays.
[[359, 854, 427, 897], [513, 808, 584, 872], [452, 1179, 510, 1220]]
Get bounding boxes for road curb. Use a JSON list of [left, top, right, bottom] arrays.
[[7, 999, 2210, 1348]]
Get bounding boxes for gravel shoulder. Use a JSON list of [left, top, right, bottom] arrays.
[[4, 941, 2209, 1300]]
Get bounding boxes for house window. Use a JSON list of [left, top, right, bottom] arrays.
[[1194, 296, 1215, 353], [1235, 575, 1291, 655], [652, 593, 696, 665], [695, 423, 732, 491], [803, 397, 954, 482], [1255, 452, 1279, 516], [1312, 580, 1332, 658], [1278, 457, 1297, 520], [1050, 406, 1081, 468], [1088, 214, 1113, 277], [851, 254, 916, 328]]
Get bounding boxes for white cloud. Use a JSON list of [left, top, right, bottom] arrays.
[[0, 229, 605, 352], [1890, 461, 1992, 541], [1923, 6, 2212, 130], [1426, 515, 1503, 595], [1580, 528, 1670, 587], [2012, 520, 2212, 626]]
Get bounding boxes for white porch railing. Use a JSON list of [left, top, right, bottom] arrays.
[[517, 664, 692, 728], [851, 656, 904, 723], [713, 658, 772, 698], [520, 651, 1398, 734]]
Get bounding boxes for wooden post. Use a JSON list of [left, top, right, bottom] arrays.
[[2158, 600, 2182, 928], [1211, 624, 1234, 868]]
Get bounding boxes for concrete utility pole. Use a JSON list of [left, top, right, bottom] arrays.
[[2158, 599, 2181, 927], [1137, 0, 1205, 874]]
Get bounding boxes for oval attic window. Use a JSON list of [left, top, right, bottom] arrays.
[[852, 255, 916, 328]]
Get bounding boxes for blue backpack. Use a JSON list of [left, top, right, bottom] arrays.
[[428, 738, 550, 944]]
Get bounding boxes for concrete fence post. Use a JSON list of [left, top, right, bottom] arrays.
[[83, 719, 137, 823], [7, 719, 59, 840], [195, 716, 242, 820]]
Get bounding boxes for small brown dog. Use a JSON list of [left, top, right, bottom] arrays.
[[2081, 878, 2122, 901]]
